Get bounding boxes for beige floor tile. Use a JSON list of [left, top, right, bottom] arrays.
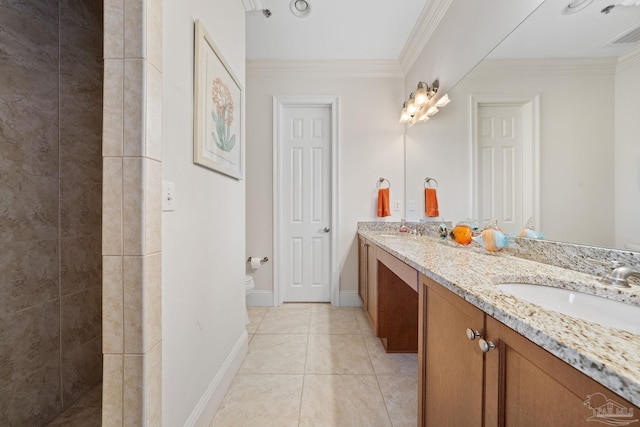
[[356, 310, 376, 337], [365, 337, 418, 375], [309, 308, 360, 335], [299, 375, 392, 427], [239, 334, 308, 374], [377, 375, 418, 427], [210, 374, 303, 427], [246, 308, 267, 334], [257, 308, 310, 334], [305, 335, 373, 375]]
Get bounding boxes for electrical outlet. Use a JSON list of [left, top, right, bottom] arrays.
[[408, 200, 416, 211], [394, 200, 401, 211], [162, 181, 175, 211]]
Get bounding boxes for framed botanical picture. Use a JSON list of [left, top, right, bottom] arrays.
[[193, 19, 243, 179]]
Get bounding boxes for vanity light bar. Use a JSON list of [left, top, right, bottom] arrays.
[[399, 80, 451, 125]]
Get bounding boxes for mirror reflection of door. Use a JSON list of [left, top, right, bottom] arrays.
[[475, 101, 538, 234]]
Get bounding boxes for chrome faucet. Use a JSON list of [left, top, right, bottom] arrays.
[[600, 264, 640, 288]]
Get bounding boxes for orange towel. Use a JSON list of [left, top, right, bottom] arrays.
[[377, 188, 391, 217], [425, 188, 439, 217]]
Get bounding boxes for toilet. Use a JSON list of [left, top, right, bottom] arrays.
[[244, 275, 255, 325]]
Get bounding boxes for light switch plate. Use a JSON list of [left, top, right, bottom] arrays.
[[394, 200, 401, 211], [408, 200, 416, 211], [162, 181, 175, 211]]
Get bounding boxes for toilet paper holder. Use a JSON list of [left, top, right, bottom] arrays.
[[247, 256, 269, 265]]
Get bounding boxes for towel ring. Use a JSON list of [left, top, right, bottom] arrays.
[[424, 177, 438, 188], [376, 177, 391, 189]]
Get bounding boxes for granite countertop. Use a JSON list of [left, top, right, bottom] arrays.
[[358, 228, 640, 407]]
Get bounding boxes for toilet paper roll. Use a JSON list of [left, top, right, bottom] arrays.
[[250, 257, 262, 270]]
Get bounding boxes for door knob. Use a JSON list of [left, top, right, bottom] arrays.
[[319, 227, 330, 233], [478, 338, 496, 353], [465, 328, 482, 341]]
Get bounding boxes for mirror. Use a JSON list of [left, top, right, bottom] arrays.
[[405, 0, 640, 251]]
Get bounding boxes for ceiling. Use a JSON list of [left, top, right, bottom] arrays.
[[244, 0, 429, 60], [486, 0, 640, 59], [245, 0, 640, 63]]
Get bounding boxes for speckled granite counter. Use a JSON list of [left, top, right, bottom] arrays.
[[358, 227, 640, 407]]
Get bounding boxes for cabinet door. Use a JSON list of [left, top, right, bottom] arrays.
[[366, 241, 378, 333], [420, 276, 485, 427], [358, 237, 367, 308], [485, 316, 640, 427]]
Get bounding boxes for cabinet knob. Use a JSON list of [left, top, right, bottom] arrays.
[[478, 338, 496, 353], [465, 328, 482, 341]]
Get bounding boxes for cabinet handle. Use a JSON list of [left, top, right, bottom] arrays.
[[465, 328, 482, 341], [478, 338, 496, 353]]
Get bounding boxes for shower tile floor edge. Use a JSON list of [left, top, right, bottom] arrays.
[[45, 383, 102, 427]]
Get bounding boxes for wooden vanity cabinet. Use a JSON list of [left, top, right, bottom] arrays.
[[419, 275, 485, 426], [484, 315, 640, 427], [358, 236, 367, 309], [377, 249, 418, 353], [357, 237, 378, 333], [419, 275, 640, 427]]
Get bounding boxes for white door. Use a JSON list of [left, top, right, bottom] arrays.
[[281, 105, 331, 302], [477, 104, 526, 234]]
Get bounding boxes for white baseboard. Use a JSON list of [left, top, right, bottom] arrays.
[[246, 290, 274, 307], [184, 331, 249, 427], [339, 291, 363, 307]]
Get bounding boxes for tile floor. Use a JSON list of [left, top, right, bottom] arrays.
[[210, 303, 418, 427], [45, 383, 102, 427]]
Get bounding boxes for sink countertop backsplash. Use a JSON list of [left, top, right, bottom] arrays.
[[357, 222, 640, 407]]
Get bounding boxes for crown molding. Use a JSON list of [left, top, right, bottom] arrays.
[[398, 0, 453, 74], [617, 45, 640, 72], [474, 57, 618, 76], [246, 59, 404, 78]]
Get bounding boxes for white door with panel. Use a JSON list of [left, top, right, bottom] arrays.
[[281, 106, 331, 302], [477, 104, 528, 234]]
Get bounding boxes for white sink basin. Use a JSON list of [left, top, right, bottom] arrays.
[[497, 283, 640, 334]]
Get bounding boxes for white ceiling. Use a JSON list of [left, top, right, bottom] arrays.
[[245, 0, 640, 63], [488, 0, 640, 59], [245, 0, 429, 60]]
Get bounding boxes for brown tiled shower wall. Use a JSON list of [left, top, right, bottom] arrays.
[[0, 1, 104, 425]]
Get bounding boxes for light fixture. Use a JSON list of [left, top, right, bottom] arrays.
[[290, 0, 311, 17], [398, 79, 451, 125], [562, 0, 594, 14], [406, 93, 418, 116], [435, 94, 450, 108], [415, 82, 429, 106], [399, 102, 411, 124]]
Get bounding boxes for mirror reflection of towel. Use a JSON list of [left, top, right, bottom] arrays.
[[377, 188, 391, 217], [425, 188, 439, 217]]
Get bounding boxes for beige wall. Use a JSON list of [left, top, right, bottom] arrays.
[[0, 1, 103, 424], [161, 0, 248, 425], [245, 66, 405, 303], [615, 49, 640, 249]]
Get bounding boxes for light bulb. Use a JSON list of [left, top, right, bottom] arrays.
[[407, 93, 418, 115], [399, 103, 411, 123], [415, 82, 428, 106]]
